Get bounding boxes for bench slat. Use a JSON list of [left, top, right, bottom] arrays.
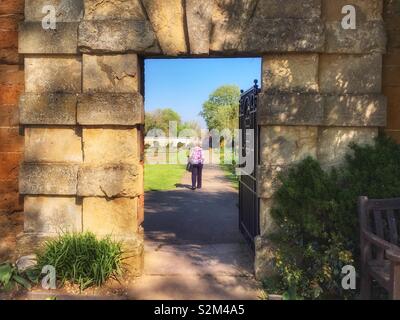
[[387, 210, 399, 245], [374, 210, 385, 260]]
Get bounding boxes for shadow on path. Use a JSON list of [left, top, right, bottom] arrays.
[[127, 165, 261, 300]]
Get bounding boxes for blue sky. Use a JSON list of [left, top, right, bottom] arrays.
[[144, 58, 262, 128]]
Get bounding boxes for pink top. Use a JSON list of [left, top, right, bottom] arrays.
[[190, 147, 204, 165]]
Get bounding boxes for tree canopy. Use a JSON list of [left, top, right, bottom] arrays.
[[145, 108, 200, 136], [200, 85, 240, 132]]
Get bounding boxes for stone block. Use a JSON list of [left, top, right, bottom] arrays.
[[19, 22, 78, 54], [78, 20, 160, 54], [186, 0, 213, 55], [262, 54, 319, 93], [25, 128, 83, 163], [317, 127, 378, 166], [77, 164, 140, 197], [322, 0, 383, 22], [319, 54, 382, 94], [83, 197, 138, 237], [258, 93, 324, 126], [83, 54, 139, 93], [259, 126, 318, 166], [19, 93, 77, 125], [142, 0, 187, 55], [257, 165, 286, 200], [84, 0, 146, 20], [25, 56, 82, 93], [211, 0, 324, 54], [24, 196, 82, 234], [121, 238, 144, 276], [257, 0, 321, 18], [83, 129, 138, 164], [240, 18, 325, 53], [325, 21, 386, 54], [258, 93, 387, 127], [19, 164, 78, 195], [25, 0, 84, 22], [259, 199, 278, 237], [210, 0, 258, 52], [77, 93, 144, 125], [324, 94, 387, 127], [255, 236, 277, 280], [14, 233, 55, 259]]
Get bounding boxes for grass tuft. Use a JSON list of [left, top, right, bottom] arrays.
[[36, 232, 124, 290]]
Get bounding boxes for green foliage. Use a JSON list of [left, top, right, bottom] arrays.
[[219, 145, 239, 189], [200, 85, 240, 132], [145, 108, 201, 136], [145, 108, 181, 135], [36, 232, 124, 290], [267, 135, 400, 300], [0, 263, 32, 291]]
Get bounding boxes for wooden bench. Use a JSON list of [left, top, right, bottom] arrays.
[[359, 196, 400, 299]]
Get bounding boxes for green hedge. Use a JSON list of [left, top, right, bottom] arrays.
[[266, 135, 400, 299]]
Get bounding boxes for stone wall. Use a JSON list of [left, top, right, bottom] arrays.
[[255, 0, 387, 277], [383, 0, 400, 142], [17, 0, 388, 277], [0, 0, 24, 217]]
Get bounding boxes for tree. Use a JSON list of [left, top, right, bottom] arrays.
[[200, 85, 240, 132], [179, 120, 201, 136], [145, 108, 181, 135]]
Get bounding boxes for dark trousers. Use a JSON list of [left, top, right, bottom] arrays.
[[191, 164, 203, 188]]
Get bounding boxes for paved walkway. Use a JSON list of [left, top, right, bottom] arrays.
[[127, 165, 261, 300]]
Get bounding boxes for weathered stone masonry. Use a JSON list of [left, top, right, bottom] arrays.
[[16, 0, 389, 277], [0, 0, 24, 218]]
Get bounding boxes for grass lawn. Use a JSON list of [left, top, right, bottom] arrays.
[[219, 148, 239, 190], [220, 164, 239, 190], [145, 164, 186, 192]]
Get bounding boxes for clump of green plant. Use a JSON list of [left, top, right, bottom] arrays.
[[0, 263, 33, 291], [36, 232, 125, 290], [267, 135, 400, 300]]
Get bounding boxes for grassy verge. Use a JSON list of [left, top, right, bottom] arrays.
[[219, 149, 239, 190], [145, 164, 186, 192], [220, 164, 239, 190]]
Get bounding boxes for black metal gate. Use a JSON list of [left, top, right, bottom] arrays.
[[239, 80, 260, 251]]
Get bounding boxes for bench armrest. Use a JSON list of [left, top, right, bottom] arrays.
[[387, 249, 400, 264], [362, 230, 400, 263], [362, 230, 398, 251]]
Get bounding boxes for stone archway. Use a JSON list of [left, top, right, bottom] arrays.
[[17, 0, 387, 278]]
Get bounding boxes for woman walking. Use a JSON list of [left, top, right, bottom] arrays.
[[189, 144, 205, 190]]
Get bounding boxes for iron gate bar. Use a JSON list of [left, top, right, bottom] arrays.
[[239, 80, 261, 252]]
